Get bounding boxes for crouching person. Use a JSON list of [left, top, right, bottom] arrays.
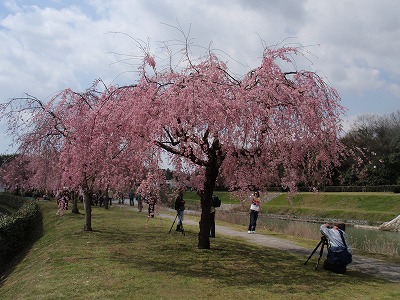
[[320, 222, 353, 274]]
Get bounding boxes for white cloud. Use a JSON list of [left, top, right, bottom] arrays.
[[1, 0, 400, 154]]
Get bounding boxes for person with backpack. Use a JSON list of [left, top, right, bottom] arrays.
[[320, 222, 353, 273], [174, 190, 185, 232], [210, 194, 221, 237], [129, 190, 135, 206]]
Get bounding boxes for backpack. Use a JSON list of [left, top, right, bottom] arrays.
[[327, 230, 352, 266], [211, 195, 221, 208]]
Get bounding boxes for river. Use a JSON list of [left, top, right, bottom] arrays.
[[262, 216, 400, 254], [215, 209, 399, 255]]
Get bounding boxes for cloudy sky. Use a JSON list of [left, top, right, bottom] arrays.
[[1, 0, 399, 154]]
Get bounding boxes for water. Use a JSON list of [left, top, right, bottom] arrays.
[[261, 216, 400, 253]]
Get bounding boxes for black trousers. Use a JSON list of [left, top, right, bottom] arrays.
[[323, 259, 347, 274], [210, 212, 215, 237]]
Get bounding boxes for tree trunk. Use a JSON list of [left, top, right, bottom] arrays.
[[197, 163, 219, 249], [104, 188, 109, 210], [83, 191, 92, 231], [198, 189, 213, 249], [71, 190, 80, 214]]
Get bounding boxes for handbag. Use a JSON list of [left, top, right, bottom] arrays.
[[328, 230, 352, 265], [339, 230, 353, 264], [329, 247, 352, 265], [250, 203, 259, 211]]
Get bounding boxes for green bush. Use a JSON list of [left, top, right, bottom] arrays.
[[0, 193, 43, 266]]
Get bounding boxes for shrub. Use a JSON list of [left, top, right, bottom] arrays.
[[0, 194, 43, 267]]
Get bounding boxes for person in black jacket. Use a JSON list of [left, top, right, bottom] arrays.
[[174, 191, 185, 232]]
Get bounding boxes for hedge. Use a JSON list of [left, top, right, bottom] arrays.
[[0, 193, 43, 267]]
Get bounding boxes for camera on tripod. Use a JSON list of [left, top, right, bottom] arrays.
[[304, 235, 329, 270]]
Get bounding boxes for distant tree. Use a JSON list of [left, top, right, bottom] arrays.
[[337, 111, 400, 185], [0, 154, 17, 191], [0, 81, 148, 230]]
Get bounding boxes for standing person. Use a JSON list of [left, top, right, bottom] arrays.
[[248, 191, 261, 234], [136, 191, 143, 212], [210, 194, 221, 237], [129, 190, 135, 206], [118, 192, 124, 204], [174, 190, 185, 232], [57, 190, 69, 216], [320, 223, 352, 273], [147, 193, 156, 218]]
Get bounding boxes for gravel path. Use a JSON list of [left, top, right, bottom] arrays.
[[159, 212, 400, 283]]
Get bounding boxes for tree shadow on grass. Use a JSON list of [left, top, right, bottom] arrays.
[[90, 224, 386, 296], [61, 207, 390, 296]]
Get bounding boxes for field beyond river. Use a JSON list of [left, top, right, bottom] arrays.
[[184, 191, 400, 226]]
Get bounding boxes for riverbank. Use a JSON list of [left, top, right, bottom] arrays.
[[184, 191, 400, 228], [178, 203, 400, 259]]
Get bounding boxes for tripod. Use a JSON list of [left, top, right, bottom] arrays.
[[304, 235, 329, 270], [168, 212, 185, 236]]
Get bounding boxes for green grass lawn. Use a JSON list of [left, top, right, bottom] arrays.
[[1, 201, 399, 300], [265, 192, 400, 223]]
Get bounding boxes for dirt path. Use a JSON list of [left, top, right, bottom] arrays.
[[159, 211, 400, 283]]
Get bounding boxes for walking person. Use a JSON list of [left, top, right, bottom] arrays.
[[129, 190, 135, 206], [147, 196, 156, 218], [174, 190, 185, 232], [248, 191, 261, 234]]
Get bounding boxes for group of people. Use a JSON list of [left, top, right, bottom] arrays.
[[128, 190, 143, 212], [89, 190, 147, 215]]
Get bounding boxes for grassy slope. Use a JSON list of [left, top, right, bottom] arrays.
[[266, 192, 400, 224], [185, 191, 400, 224], [1, 201, 399, 300]]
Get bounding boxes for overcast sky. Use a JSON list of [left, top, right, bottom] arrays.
[[1, 0, 399, 154]]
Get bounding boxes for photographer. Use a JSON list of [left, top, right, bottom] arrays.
[[174, 191, 185, 232], [320, 223, 353, 273], [248, 191, 261, 234], [209, 194, 221, 238]]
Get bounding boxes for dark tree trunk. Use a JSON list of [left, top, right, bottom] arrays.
[[71, 190, 80, 214], [104, 189, 109, 210], [83, 191, 92, 231], [198, 162, 219, 249], [198, 187, 213, 249]]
